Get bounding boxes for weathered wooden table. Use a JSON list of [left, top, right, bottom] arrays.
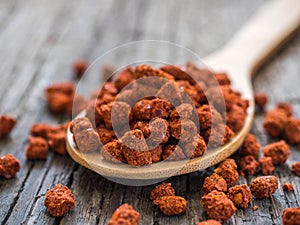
[[1, 0, 300, 224]]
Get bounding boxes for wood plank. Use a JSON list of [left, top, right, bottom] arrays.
[[1, 1, 118, 224], [0, 0, 78, 222]]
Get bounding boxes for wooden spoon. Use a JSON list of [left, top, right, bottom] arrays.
[[66, 0, 300, 180]]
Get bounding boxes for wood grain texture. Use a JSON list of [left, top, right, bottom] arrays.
[[0, 0, 300, 225]]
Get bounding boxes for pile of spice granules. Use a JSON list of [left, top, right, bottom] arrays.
[[71, 62, 249, 166], [1, 60, 300, 224]]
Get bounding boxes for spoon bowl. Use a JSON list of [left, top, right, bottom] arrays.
[[66, 0, 300, 180], [66, 109, 253, 180]]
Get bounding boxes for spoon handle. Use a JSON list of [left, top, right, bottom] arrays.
[[206, 0, 300, 75]]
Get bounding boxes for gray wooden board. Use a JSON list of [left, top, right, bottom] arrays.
[[0, 0, 300, 224]]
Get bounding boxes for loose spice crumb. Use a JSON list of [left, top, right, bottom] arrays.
[[154, 196, 187, 216], [254, 93, 268, 109], [72, 59, 89, 79], [97, 127, 117, 145], [26, 136, 48, 160], [47, 122, 70, 155], [259, 157, 275, 175], [277, 102, 293, 117], [170, 119, 198, 143], [162, 145, 186, 161], [263, 108, 289, 138], [121, 129, 153, 167], [30, 123, 49, 138], [204, 124, 234, 149], [114, 67, 134, 90], [227, 184, 252, 208], [252, 205, 258, 211], [101, 64, 116, 81], [160, 64, 192, 82], [72, 117, 101, 153], [150, 182, 175, 201], [214, 158, 239, 187], [282, 208, 300, 225], [282, 183, 294, 192], [214, 72, 231, 86], [239, 155, 259, 176], [239, 133, 260, 159], [201, 190, 236, 221], [170, 103, 195, 121], [44, 184, 75, 217], [284, 117, 300, 145], [196, 104, 223, 130], [150, 145, 163, 163], [0, 115, 16, 139], [45, 82, 75, 115], [101, 140, 126, 163], [250, 176, 278, 199], [134, 64, 174, 81], [183, 134, 207, 159], [291, 162, 300, 176], [226, 104, 246, 132], [108, 203, 140, 225], [100, 101, 131, 129], [202, 173, 227, 195], [147, 118, 170, 144], [0, 154, 20, 179], [263, 140, 290, 165]]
